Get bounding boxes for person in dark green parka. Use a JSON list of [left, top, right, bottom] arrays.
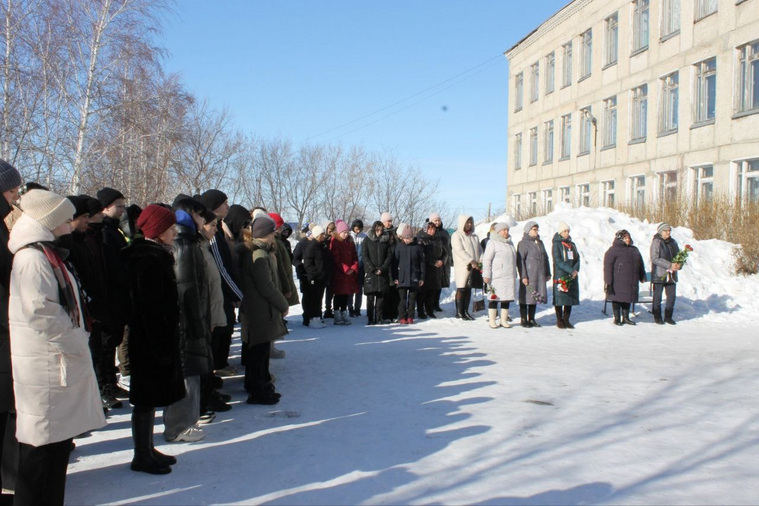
[[552, 221, 580, 329]]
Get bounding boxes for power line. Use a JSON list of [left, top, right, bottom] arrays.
[[307, 54, 505, 141]]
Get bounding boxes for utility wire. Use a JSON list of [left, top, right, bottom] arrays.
[[308, 53, 505, 141]]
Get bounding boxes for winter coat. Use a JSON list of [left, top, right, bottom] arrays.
[[451, 215, 482, 289], [303, 237, 333, 285], [517, 233, 551, 305], [362, 232, 392, 294], [651, 234, 680, 284], [292, 237, 309, 281], [392, 239, 426, 289], [200, 237, 227, 329], [212, 226, 242, 304], [417, 230, 447, 291], [122, 238, 185, 408], [240, 239, 289, 347], [0, 196, 14, 412], [351, 231, 367, 269], [552, 233, 581, 306], [603, 237, 647, 303], [69, 228, 110, 324], [98, 216, 131, 325], [481, 233, 517, 302], [436, 225, 453, 288], [329, 236, 359, 295], [173, 224, 213, 377], [7, 215, 106, 446], [274, 236, 299, 305]]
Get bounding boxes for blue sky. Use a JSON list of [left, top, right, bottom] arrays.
[[160, 0, 568, 218]]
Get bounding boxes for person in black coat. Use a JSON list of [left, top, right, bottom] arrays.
[[392, 224, 426, 324], [603, 229, 647, 326], [302, 226, 332, 328], [292, 228, 312, 325], [123, 205, 185, 474], [416, 221, 447, 319], [362, 221, 392, 325], [429, 213, 451, 312]]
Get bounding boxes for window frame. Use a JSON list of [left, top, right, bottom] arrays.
[[659, 71, 679, 134], [736, 41, 759, 115], [631, 84, 648, 142], [603, 96, 617, 148], [604, 12, 619, 67], [562, 41, 573, 88], [561, 113, 572, 160], [694, 57, 716, 124], [580, 29, 593, 80], [529, 126, 539, 166], [514, 132, 523, 170], [694, 0, 718, 21], [661, 0, 680, 40], [576, 183, 591, 207], [544, 119, 554, 163], [545, 51, 556, 94], [579, 106, 593, 155], [632, 0, 650, 54]]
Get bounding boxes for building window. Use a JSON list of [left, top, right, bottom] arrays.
[[559, 186, 571, 203], [602, 180, 616, 207], [603, 96, 617, 147], [693, 165, 714, 203], [660, 171, 678, 201], [737, 41, 759, 114], [736, 159, 759, 203], [542, 189, 553, 212], [544, 120, 554, 163], [695, 0, 717, 20], [562, 41, 573, 87], [529, 192, 538, 215], [561, 113, 572, 159], [659, 72, 679, 134], [529, 127, 538, 166], [629, 175, 646, 209], [631, 84, 648, 141], [661, 0, 680, 38], [514, 133, 522, 170], [514, 72, 524, 112], [580, 29, 592, 79], [605, 13, 618, 66], [576, 183, 590, 207], [545, 52, 555, 94], [579, 107, 593, 154], [694, 57, 716, 123], [530, 62, 540, 102], [633, 0, 649, 53], [513, 194, 522, 217]]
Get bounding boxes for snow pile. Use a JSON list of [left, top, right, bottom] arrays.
[[472, 204, 759, 321]]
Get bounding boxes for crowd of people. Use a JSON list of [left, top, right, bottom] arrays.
[[0, 156, 684, 504]]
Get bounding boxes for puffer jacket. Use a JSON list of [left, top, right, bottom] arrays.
[[8, 215, 106, 446], [481, 232, 517, 302], [451, 215, 482, 288], [303, 237, 333, 285], [362, 232, 392, 294], [0, 196, 14, 412], [392, 238, 426, 288], [651, 234, 680, 284]]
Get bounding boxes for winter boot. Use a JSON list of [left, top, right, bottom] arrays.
[[148, 416, 177, 466], [462, 290, 475, 321], [520, 304, 531, 327], [622, 308, 636, 325], [528, 305, 541, 327], [653, 307, 664, 325], [664, 308, 676, 325], [555, 306, 565, 329], [366, 298, 375, 325], [342, 310, 352, 325], [563, 306, 574, 329], [131, 410, 171, 475], [488, 308, 499, 329], [612, 304, 623, 326], [455, 290, 465, 319], [500, 308, 511, 328]]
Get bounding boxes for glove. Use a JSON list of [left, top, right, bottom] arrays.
[[605, 284, 614, 295]]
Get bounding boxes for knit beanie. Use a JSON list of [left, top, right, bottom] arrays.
[[224, 204, 252, 239], [268, 212, 285, 228], [172, 193, 193, 210], [97, 187, 125, 208], [66, 195, 91, 219], [523, 220, 538, 234], [335, 219, 349, 234], [494, 222, 510, 233], [556, 221, 570, 234], [0, 159, 22, 193], [19, 190, 75, 231], [380, 212, 392, 223], [199, 189, 228, 212], [429, 212, 441, 222], [311, 225, 325, 238], [83, 195, 104, 217], [250, 215, 276, 238], [397, 223, 413, 239], [657, 223, 672, 234], [137, 204, 176, 239]]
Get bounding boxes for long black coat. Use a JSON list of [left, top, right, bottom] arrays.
[[173, 225, 213, 377], [417, 231, 447, 291], [362, 233, 392, 294], [303, 237, 333, 285], [69, 228, 110, 323], [122, 239, 185, 407], [392, 239, 426, 289], [0, 197, 14, 412], [603, 237, 647, 303], [98, 217, 131, 325], [436, 225, 452, 288], [292, 237, 309, 281]]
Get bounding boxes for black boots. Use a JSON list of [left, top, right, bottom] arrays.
[[527, 305, 540, 327], [462, 290, 474, 320], [621, 308, 636, 325], [520, 304, 530, 327], [563, 306, 574, 329], [555, 306, 565, 329], [653, 308, 664, 325], [131, 409, 172, 475], [664, 309, 676, 325], [455, 290, 474, 320], [612, 304, 623, 326], [367, 297, 375, 325]]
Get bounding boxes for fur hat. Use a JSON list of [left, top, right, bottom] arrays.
[[19, 190, 75, 231], [97, 187, 125, 208], [0, 159, 22, 194], [137, 204, 176, 239], [657, 223, 672, 234], [523, 220, 538, 234], [335, 219, 349, 234], [250, 215, 276, 239], [556, 221, 570, 234], [199, 189, 228, 212]]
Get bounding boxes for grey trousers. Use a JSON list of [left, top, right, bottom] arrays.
[[163, 375, 200, 441]]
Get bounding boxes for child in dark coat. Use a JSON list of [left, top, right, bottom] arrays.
[[392, 223, 426, 324]]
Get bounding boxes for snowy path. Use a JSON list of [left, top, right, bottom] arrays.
[[66, 303, 759, 505]]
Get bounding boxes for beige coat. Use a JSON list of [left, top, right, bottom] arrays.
[[451, 215, 482, 289], [8, 215, 106, 446]]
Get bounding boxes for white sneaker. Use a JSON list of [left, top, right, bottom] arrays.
[[170, 425, 205, 442], [270, 346, 286, 359], [214, 365, 237, 377], [117, 374, 131, 391], [308, 319, 326, 329]]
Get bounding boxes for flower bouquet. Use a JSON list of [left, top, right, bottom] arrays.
[[554, 275, 573, 293], [662, 244, 693, 281], [487, 285, 499, 301], [526, 285, 546, 304]]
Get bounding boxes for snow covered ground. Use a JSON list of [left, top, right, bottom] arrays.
[[65, 207, 759, 505]]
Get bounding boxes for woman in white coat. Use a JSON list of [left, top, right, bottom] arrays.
[[451, 215, 482, 320], [481, 223, 517, 329], [8, 189, 105, 506]]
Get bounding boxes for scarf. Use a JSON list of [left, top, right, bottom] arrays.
[[26, 242, 85, 330]]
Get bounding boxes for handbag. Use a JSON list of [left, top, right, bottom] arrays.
[[468, 266, 484, 289], [471, 288, 485, 313]]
